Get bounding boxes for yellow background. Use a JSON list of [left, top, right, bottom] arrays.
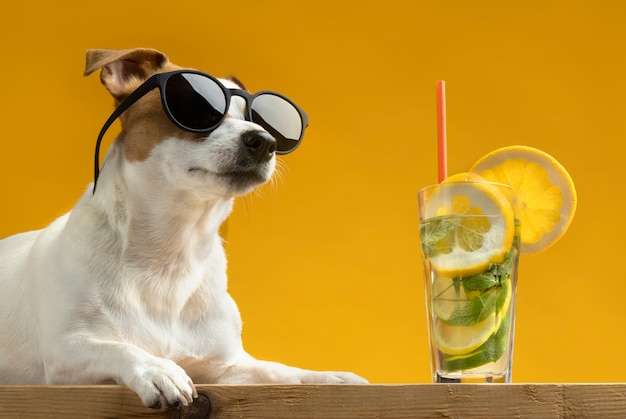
[[1, 1, 624, 383]]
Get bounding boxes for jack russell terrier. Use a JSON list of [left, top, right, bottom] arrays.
[[0, 48, 366, 409]]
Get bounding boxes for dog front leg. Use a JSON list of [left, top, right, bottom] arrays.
[[186, 351, 368, 385], [44, 337, 197, 409]]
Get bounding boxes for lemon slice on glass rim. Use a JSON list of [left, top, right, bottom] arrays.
[[422, 172, 515, 277], [470, 145, 576, 255]]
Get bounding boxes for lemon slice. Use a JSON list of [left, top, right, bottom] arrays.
[[422, 173, 515, 277], [469, 145, 577, 255], [436, 312, 497, 355], [436, 280, 512, 355], [441, 315, 511, 371]]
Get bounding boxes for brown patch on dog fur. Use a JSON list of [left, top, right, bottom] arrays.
[[119, 66, 240, 163], [118, 84, 202, 162], [113, 60, 204, 162], [226, 75, 246, 90], [85, 49, 206, 162], [86, 50, 249, 163]]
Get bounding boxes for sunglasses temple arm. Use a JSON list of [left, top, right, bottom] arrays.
[[92, 122, 111, 194], [92, 81, 158, 194]]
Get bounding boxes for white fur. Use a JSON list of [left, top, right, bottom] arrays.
[[0, 49, 366, 409]]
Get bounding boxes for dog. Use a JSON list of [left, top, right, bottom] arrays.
[[0, 48, 366, 409]]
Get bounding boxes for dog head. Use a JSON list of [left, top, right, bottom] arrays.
[[84, 48, 281, 199]]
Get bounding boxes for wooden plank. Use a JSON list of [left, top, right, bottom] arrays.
[[1, 384, 625, 418]]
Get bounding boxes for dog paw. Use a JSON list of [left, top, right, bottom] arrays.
[[127, 357, 198, 409]]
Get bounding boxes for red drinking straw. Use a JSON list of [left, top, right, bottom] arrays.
[[436, 80, 448, 183]]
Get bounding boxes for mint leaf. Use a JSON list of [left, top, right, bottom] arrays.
[[442, 277, 511, 327], [461, 273, 498, 293], [496, 276, 511, 312], [453, 277, 461, 296], [490, 250, 516, 279], [443, 288, 498, 326], [461, 249, 516, 294], [420, 218, 454, 254]]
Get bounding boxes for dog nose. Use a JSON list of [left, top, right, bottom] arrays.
[[242, 130, 277, 162]]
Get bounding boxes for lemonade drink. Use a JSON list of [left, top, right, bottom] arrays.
[[418, 176, 520, 383]]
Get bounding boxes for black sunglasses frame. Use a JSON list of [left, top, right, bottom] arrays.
[[93, 70, 308, 193]]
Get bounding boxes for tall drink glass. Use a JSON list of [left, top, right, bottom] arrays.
[[418, 180, 520, 383]]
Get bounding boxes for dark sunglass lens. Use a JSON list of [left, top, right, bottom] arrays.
[[250, 94, 303, 152], [164, 73, 227, 130]]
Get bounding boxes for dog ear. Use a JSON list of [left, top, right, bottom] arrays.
[[84, 48, 168, 100]]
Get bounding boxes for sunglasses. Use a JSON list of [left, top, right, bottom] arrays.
[[93, 70, 309, 192]]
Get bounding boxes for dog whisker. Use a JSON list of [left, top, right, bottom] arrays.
[[241, 195, 250, 214], [272, 159, 288, 191]]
